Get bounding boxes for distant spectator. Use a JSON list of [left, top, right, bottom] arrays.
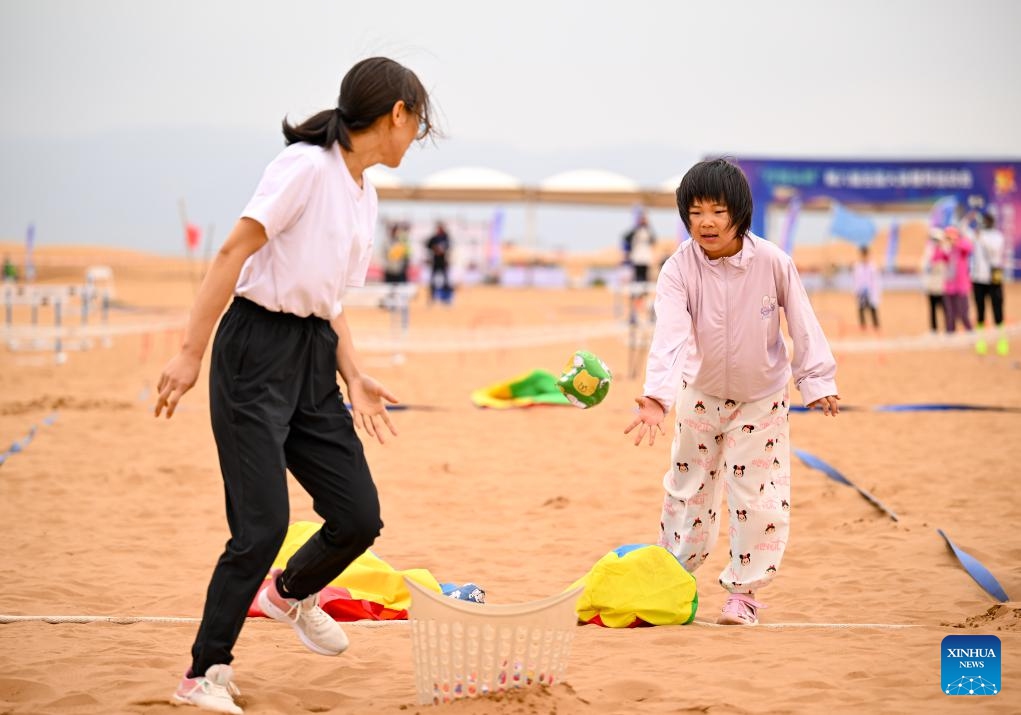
[[852, 244, 880, 331], [623, 212, 656, 284], [919, 229, 946, 333], [426, 221, 452, 303], [970, 211, 1007, 355], [933, 226, 973, 333], [383, 221, 410, 283], [2, 254, 17, 282]]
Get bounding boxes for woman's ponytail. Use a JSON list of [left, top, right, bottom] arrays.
[[280, 57, 434, 150], [281, 108, 352, 149]]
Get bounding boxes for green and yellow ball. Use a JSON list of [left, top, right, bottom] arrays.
[[557, 350, 612, 409]]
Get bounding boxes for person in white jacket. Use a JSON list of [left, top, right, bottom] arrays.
[[852, 244, 881, 332], [625, 159, 839, 626]]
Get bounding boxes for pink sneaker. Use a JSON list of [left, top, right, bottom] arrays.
[[257, 569, 349, 656], [172, 664, 243, 714], [717, 593, 766, 625]]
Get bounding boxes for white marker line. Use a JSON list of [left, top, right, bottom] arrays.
[[692, 619, 920, 629], [0, 614, 408, 627], [2, 614, 924, 630]]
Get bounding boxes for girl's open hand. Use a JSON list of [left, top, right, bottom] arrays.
[[807, 395, 840, 416], [347, 375, 399, 444], [624, 396, 667, 446]]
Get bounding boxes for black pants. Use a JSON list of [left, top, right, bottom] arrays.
[[857, 293, 879, 329], [972, 282, 1004, 326], [927, 293, 944, 332], [190, 297, 382, 675]]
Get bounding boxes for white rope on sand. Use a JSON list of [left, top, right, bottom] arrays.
[[1, 318, 186, 341], [828, 322, 1021, 354], [351, 321, 1021, 355], [0, 614, 408, 627], [355, 320, 627, 353], [1, 614, 920, 629], [0, 614, 200, 624], [692, 619, 920, 629], [5, 310, 1013, 356]]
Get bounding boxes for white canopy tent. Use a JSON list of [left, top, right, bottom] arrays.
[[371, 165, 677, 209], [369, 165, 684, 266]]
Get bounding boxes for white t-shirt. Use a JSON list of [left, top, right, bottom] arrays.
[[630, 226, 655, 266], [236, 142, 377, 319], [970, 228, 1005, 284], [920, 241, 947, 295], [852, 260, 881, 306]]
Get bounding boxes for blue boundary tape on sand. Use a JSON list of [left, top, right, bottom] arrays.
[[872, 403, 1021, 413], [936, 529, 1010, 602], [793, 448, 899, 521], [0, 412, 58, 467], [343, 403, 442, 412], [794, 446, 1009, 602]]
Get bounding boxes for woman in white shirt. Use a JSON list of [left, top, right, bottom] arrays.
[[155, 57, 436, 714], [970, 212, 1008, 355]]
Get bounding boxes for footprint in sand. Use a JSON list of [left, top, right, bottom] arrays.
[[543, 496, 570, 509]]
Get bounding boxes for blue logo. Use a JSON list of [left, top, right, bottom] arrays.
[[942, 635, 1000, 696]]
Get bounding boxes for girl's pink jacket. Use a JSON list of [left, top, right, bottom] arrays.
[[933, 236, 973, 296], [643, 234, 838, 411]]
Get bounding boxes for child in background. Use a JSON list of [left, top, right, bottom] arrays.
[[852, 244, 881, 332], [624, 159, 839, 626]]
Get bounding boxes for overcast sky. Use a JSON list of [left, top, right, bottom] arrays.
[[1, 0, 1019, 253]]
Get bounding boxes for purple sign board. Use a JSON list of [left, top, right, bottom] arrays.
[[732, 158, 1021, 277]]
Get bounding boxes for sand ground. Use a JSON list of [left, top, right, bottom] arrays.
[[1, 250, 1020, 714]]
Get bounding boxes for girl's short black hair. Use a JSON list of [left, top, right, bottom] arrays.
[[282, 57, 436, 150], [675, 158, 754, 238]]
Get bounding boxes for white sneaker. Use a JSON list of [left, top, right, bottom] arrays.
[[172, 664, 243, 714], [258, 577, 349, 656]]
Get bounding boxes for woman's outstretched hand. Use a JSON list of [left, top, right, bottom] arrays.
[[348, 375, 399, 444], [154, 352, 201, 419], [624, 395, 667, 447]]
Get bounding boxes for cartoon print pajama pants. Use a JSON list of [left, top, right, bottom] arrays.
[[658, 383, 791, 595]]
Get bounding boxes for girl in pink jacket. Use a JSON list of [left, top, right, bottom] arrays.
[[933, 226, 973, 332], [625, 159, 840, 626]]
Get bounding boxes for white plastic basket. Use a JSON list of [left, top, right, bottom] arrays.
[[405, 578, 584, 705]]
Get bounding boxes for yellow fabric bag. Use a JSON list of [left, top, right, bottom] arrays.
[[569, 544, 698, 627], [272, 521, 441, 610]]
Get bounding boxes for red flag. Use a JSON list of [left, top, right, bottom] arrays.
[[185, 223, 202, 251]]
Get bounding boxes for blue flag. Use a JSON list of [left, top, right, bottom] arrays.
[[829, 203, 876, 246], [929, 196, 958, 229], [25, 222, 36, 281], [779, 196, 801, 254]]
